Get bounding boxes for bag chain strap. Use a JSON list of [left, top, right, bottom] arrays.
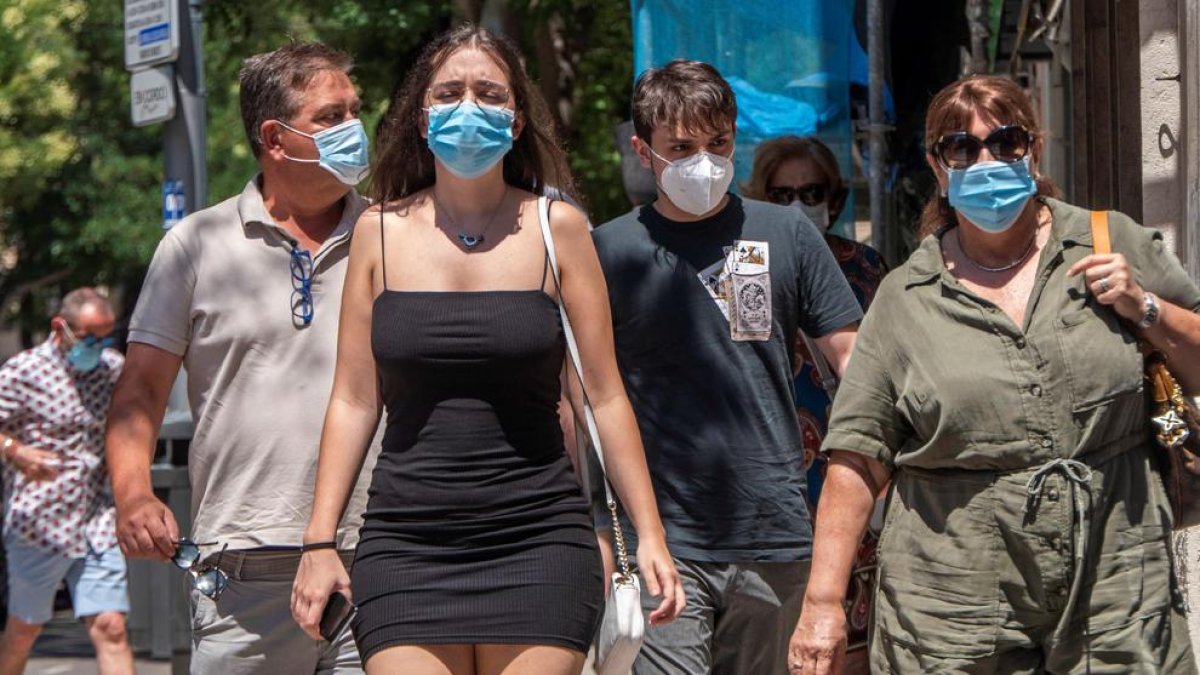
[[608, 497, 632, 581]]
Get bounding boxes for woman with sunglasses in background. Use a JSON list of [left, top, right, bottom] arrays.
[[742, 135, 886, 675], [289, 25, 683, 675], [790, 74, 1200, 674]]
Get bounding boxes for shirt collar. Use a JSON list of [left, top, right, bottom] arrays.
[[904, 232, 945, 288], [904, 197, 1081, 288], [235, 174, 369, 255], [33, 336, 66, 366]]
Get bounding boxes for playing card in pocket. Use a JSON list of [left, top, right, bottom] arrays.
[[729, 240, 771, 341]]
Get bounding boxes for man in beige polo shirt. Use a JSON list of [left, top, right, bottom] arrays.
[[105, 42, 378, 674]]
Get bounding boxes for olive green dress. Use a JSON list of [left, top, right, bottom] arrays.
[[824, 198, 1199, 673]]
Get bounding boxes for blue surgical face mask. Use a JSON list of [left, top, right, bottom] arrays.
[[277, 118, 370, 186], [947, 156, 1037, 233], [426, 102, 515, 179], [62, 326, 112, 373]]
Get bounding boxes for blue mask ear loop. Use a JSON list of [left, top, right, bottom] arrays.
[[274, 121, 321, 164]]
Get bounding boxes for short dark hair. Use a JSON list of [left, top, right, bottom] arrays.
[[631, 60, 737, 143], [238, 42, 353, 157], [56, 287, 114, 326]]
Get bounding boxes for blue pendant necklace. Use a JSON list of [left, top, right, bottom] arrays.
[[432, 187, 508, 250]]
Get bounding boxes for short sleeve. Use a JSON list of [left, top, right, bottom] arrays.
[[1111, 212, 1200, 311], [794, 217, 864, 336], [128, 229, 197, 356], [821, 286, 907, 469]]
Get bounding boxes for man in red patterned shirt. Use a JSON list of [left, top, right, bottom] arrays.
[[0, 288, 132, 675]]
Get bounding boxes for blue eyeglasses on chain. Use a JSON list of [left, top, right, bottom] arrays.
[[290, 246, 314, 327]]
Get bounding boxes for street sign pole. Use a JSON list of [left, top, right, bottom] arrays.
[[122, 3, 203, 671], [157, 0, 201, 444], [161, 3, 204, 666], [162, 0, 206, 229]]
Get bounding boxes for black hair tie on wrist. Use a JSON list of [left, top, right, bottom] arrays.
[[300, 541, 338, 553]]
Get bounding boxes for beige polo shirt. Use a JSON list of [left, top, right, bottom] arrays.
[[129, 176, 379, 551]]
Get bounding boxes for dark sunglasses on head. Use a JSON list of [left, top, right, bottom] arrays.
[[172, 538, 229, 600], [766, 183, 827, 207], [290, 246, 314, 327], [932, 125, 1032, 170]]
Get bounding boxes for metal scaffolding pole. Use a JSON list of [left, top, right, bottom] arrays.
[[867, 0, 888, 258]]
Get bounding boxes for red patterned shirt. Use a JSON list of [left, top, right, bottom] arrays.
[[0, 338, 123, 557]]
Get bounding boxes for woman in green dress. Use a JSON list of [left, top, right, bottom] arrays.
[[790, 74, 1200, 674]]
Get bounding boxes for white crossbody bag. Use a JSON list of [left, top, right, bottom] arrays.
[[537, 197, 644, 675]]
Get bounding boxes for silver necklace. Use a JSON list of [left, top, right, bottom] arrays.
[[431, 187, 507, 250], [955, 226, 1038, 273]]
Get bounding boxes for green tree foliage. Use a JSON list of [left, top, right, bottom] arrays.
[[0, 0, 631, 339], [0, 0, 162, 336], [510, 0, 635, 223]]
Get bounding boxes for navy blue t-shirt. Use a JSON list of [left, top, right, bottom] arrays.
[[593, 195, 862, 562]]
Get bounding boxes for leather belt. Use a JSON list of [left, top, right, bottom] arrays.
[[203, 548, 355, 582]]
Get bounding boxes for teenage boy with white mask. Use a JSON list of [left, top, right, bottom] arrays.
[[592, 59, 862, 675], [106, 42, 378, 674]]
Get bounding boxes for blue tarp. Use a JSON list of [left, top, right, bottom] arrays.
[[632, 0, 857, 235]]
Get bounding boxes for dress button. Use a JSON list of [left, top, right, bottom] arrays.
[[1031, 384, 1043, 397], [1015, 337, 1027, 349], [1047, 488, 1060, 501], [1041, 438, 1054, 448]]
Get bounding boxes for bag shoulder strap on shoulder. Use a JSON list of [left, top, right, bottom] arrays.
[[1090, 210, 1111, 255]]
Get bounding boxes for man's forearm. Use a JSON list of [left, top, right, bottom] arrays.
[[106, 404, 159, 503], [105, 345, 180, 504]]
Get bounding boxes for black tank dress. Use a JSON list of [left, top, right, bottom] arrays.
[[350, 224, 603, 661]]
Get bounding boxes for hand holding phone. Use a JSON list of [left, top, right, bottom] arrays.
[[319, 591, 355, 642]]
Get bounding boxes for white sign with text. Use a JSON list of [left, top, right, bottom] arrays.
[[124, 0, 179, 70], [131, 66, 176, 126]]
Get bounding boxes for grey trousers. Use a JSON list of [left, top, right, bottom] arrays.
[[188, 554, 361, 675], [600, 557, 809, 675]]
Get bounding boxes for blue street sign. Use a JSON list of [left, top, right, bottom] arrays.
[[162, 179, 186, 230]]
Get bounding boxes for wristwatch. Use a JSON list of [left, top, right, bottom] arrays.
[[1139, 292, 1161, 329], [1, 436, 16, 463]]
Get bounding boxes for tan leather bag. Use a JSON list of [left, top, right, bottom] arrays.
[[1091, 210, 1200, 528]]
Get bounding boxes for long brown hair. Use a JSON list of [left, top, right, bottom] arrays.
[[741, 135, 849, 222], [370, 24, 578, 205], [919, 74, 1059, 238]]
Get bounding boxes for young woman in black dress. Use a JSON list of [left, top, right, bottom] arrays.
[[290, 25, 684, 675]]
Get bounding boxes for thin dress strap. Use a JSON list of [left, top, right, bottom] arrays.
[[540, 199, 553, 294], [379, 206, 389, 291]]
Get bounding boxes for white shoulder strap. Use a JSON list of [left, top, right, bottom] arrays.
[[537, 197, 634, 579], [537, 196, 614, 499]]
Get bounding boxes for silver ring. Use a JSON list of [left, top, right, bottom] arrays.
[[1098, 277, 1110, 293]]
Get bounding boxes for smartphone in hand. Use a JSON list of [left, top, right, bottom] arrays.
[[319, 591, 355, 642]]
